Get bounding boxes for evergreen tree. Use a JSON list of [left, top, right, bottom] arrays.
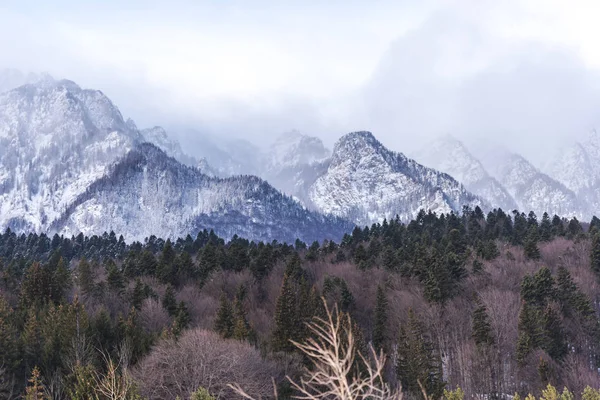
[[51, 257, 72, 303], [106, 261, 125, 292], [396, 309, 445, 400], [372, 285, 388, 351], [516, 302, 542, 364], [131, 279, 145, 310], [472, 299, 494, 347], [156, 240, 176, 284], [542, 305, 568, 360], [539, 212, 553, 242], [75, 258, 94, 296], [272, 272, 299, 353], [214, 294, 234, 339], [173, 301, 191, 337], [591, 233, 600, 278], [162, 285, 178, 316], [523, 226, 541, 260]]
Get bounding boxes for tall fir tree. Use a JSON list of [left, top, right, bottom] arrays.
[[372, 285, 388, 351], [591, 233, 600, 278], [214, 293, 234, 339], [396, 309, 445, 400], [472, 298, 494, 347], [272, 272, 299, 353]]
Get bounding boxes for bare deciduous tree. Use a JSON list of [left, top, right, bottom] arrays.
[[231, 301, 402, 400]]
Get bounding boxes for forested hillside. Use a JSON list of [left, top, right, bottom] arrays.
[[1, 207, 600, 399]]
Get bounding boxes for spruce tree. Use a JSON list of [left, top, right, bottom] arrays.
[[523, 226, 541, 260], [272, 272, 299, 353], [131, 279, 145, 310], [472, 299, 494, 347], [539, 212, 553, 242], [372, 285, 388, 351], [162, 285, 178, 316], [591, 233, 600, 278], [214, 293, 234, 339], [396, 309, 445, 400], [542, 305, 567, 361], [173, 301, 191, 337], [106, 261, 125, 292]]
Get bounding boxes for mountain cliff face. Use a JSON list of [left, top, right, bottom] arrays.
[[0, 78, 353, 242], [307, 131, 486, 226], [413, 136, 517, 211], [547, 131, 600, 217], [262, 131, 331, 200], [486, 151, 580, 217], [52, 144, 352, 243], [0, 78, 140, 232]]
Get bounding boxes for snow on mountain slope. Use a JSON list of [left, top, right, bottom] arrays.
[[0, 78, 141, 232], [413, 136, 517, 211], [262, 130, 331, 200], [487, 151, 581, 217], [546, 131, 600, 217], [52, 143, 353, 243], [0, 69, 48, 94], [307, 131, 486, 226]]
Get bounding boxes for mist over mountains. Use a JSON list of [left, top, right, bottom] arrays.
[[0, 73, 597, 243]]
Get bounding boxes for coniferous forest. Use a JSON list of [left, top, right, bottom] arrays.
[[2, 207, 600, 399]]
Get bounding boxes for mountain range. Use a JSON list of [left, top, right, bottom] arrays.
[[0, 74, 596, 243]]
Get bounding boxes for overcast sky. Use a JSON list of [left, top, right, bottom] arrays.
[[2, 0, 600, 164]]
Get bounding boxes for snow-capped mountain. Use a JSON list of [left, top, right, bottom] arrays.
[[485, 151, 580, 217], [547, 131, 600, 216], [0, 78, 141, 232], [413, 136, 517, 211], [52, 143, 352, 243], [0, 77, 352, 242], [262, 130, 331, 200], [307, 131, 486, 226], [0, 69, 49, 94]]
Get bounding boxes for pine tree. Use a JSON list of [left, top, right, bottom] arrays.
[[539, 212, 553, 242], [131, 279, 145, 310], [516, 302, 542, 364], [524, 226, 541, 260], [396, 309, 445, 400], [542, 305, 567, 360], [106, 261, 125, 292], [162, 285, 178, 316], [472, 299, 494, 347], [51, 257, 72, 303], [173, 301, 191, 337], [157, 240, 177, 284], [591, 233, 600, 278], [214, 294, 234, 339], [272, 272, 299, 353], [75, 258, 94, 296], [372, 285, 388, 351]]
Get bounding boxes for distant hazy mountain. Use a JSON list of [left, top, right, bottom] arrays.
[[547, 130, 600, 217], [413, 135, 517, 211], [484, 150, 581, 218]]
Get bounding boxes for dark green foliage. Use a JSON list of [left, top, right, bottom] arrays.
[[472, 299, 494, 347], [162, 285, 178, 316], [214, 293, 234, 339], [523, 226, 541, 260], [542, 305, 567, 360], [173, 301, 191, 336], [106, 261, 125, 292], [396, 309, 445, 400], [322, 276, 354, 312], [272, 272, 299, 353], [372, 285, 388, 351], [591, 233, 600, 278]]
